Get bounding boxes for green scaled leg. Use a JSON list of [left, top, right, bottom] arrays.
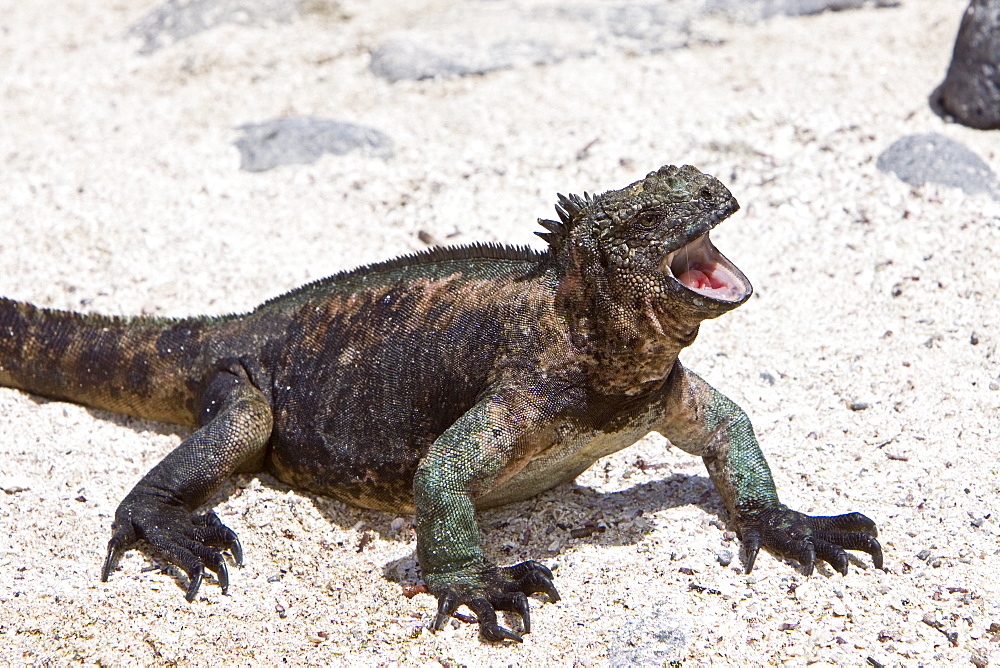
[[415, 389, 561, 642], [658, 363, 884, 575]]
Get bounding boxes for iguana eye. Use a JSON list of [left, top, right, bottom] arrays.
[[631, 211, 659, 231], [699, 186, 713, 200]]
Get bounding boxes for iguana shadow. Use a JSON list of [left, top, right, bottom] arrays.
[[379, 472, 731, 587], [80, 408, 734, 595], [79, 402, 725, 555], [294, 469, 730, 587]]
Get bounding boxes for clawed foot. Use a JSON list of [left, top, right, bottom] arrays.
[[102, 498, 243, 601], [737, 504, 883, 576], [430, 560, 560, 642]]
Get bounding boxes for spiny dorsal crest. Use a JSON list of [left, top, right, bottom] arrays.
[[535, 191, 596, 250]]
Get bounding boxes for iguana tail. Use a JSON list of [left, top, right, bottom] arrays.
[[0, 297, 222, 426]]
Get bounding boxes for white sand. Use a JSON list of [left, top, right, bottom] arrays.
[[1, 0, 998, 664]]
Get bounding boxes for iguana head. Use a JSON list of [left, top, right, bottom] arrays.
[[538, 165, 752, 316]]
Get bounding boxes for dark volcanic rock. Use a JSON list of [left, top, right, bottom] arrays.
[[876, 133, 998, 198], [933, 0, 1000, 130], [234, 117, 393, 172]]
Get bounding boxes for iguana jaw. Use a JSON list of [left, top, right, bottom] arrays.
[[662, 232, 752, 304]]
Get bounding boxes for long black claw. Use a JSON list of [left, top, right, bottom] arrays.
[[505, 561, 560, 602], [229, 533, 244, 566], [185, 565, 204, 602], [490, 591, 531, 634], [519, 571, 560, 601], [211, 553, 230, 593], [869, 539, 885, 570], [192, 514, 244, 566], [102, 542, 124, 582], [482, 623, 523, 643], [102, 524, 136, 582], [798, 541, 816, 577], [816, 530, 884, 571], [512, 592, 531, 634], [102, 546, 122, 583], [433, 590, 460, 631], [742, 530, 761, 574], [469, 599, 522, 643], [812, 537, 849, 576]]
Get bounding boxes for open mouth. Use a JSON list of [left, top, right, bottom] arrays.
[[662, 233, 751, 303]]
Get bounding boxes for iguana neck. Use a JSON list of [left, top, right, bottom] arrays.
[[554, 244, 704, 396]]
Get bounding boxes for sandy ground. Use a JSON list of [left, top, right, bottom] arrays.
[[1, 0, 999, 665]]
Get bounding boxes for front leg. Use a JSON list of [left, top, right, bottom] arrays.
[[102, 365, 273, 599], [658, 362, 883, 575], [414, 387, 561, 643]]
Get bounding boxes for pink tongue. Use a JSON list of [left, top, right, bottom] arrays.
[[678, 264, 730, 292]]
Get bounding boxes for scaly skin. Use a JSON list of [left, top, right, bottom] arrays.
[[0, 165, 883, 642]]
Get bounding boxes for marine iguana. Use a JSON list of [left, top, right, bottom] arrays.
[[0, 165, 883, 642]]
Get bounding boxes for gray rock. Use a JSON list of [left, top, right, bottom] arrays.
[[609, 608, 687, 667], [370, 36, 572, 83], [703, 0, 898, 21], [369, 2, 690, 82], [876, 133, 999, 198], [369, 0, 899, 82], [602, 3, 693, 49], [234, 117, 393, 172], [127, 0, 338, 54], [933, 0, 1000, 130]]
